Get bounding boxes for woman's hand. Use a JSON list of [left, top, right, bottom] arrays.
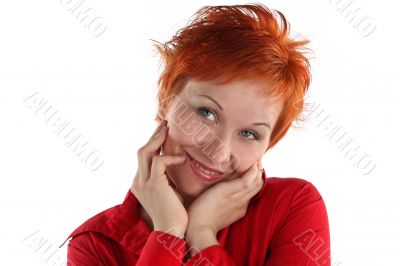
[[185, 159, 264, 254], [130, 119, 188, 238]]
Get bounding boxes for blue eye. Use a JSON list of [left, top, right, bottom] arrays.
[[198, 107, 217, 121], [197, 107, 260, 141], [241, 130, 259, 140]]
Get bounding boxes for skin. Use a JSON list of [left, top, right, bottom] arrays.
[[131, 78, 284, 257]]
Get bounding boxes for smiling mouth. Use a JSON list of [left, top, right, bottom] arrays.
[[185, 152, 225, 181], [185, 152, 224, 174]]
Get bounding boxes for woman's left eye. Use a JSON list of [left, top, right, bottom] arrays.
[[198, 107, 217, 121], [197, 107, 259, 141], [241, 130, 259, 140]]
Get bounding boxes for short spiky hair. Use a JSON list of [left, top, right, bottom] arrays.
[[152, 3, 312, 151]]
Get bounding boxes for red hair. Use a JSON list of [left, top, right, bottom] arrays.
[[152, 3, 312, 151]]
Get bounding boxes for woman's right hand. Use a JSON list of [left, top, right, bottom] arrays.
[[130, 119, 188, 238]]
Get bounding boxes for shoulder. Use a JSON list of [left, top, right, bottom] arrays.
[[60, 189, 146, 258], [67, 231, 133, 264], [253, 176, 329, 234], [68, 231, 117, 252], [59, 204, 120, 249], [262, 176, 324, 203], [260, 177, 331, 264]]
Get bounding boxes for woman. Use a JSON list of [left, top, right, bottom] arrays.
[[60, 3, 331, 265]]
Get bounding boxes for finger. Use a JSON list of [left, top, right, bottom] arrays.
[[229, 158, 263, 197], [149, 154, 186, 183], [231, 165, 263, 199], [166, 174, 184, 204], [223, 161, 259, 195], [150, 119, 167, 139], [137, 122, 168, 181], [243, 159, 262, 184], [132, 168, 141, 187], [150, 120, 168, 156], [242, 175, 264, 201]]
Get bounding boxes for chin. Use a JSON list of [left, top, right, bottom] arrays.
[[166, 166, 210, 198], [179, 182, 208, 198]]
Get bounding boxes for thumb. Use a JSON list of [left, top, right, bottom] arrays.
[[164, 172, 185, 205], [149, 154, 186, 182]]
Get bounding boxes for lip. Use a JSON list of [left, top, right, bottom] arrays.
[[185, 152, 224, 182], [185, 152, 224, 174]]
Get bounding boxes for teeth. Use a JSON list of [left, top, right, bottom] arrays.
[[193, 159, 219, 175]]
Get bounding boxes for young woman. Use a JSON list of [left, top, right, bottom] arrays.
[[60, 3, 331, 265]]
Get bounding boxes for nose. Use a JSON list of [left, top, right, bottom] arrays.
[[194, 126, 233, 171]]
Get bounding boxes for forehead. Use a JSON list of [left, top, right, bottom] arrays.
[[180, 78, 283, 121]]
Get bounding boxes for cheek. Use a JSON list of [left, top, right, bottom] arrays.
[[229, 147, 263, 174], [167, 122, 192, 141], [166, 108, 205, 146], [161, 121, 194, 155]]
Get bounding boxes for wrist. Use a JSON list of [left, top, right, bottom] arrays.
[[186, 226, 219, 256], [186, 223, 216, 237], [154, 224, 187, 239]]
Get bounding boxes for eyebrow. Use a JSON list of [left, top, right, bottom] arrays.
[[197, 94, 223, 110], [252, 122, 271, 130], [197, 94, 271, 130]]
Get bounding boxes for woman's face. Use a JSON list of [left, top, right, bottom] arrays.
[[162, 78, 283, 202]]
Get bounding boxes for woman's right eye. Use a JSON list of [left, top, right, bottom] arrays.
[[197, 107, 217, 122]]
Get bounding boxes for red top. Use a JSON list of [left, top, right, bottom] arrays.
[[59, 169, 331, 265]]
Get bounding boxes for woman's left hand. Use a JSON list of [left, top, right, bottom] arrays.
[[185, 159, 264, 253]]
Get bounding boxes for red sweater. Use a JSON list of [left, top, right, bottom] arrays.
[[59, 170, 331, 265]]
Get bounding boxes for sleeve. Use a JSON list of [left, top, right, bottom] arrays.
[[136, 230, 188, 265], [185, 245, 236, 265], [265, 182, 331, 266], [67, 231, 125, 266]]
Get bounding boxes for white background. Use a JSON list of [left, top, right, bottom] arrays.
[[0, 0, 398, 265]]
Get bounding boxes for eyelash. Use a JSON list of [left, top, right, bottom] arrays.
[[197, 107, 260, 141]]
